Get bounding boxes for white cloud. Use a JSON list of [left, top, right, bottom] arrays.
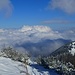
[[0, 25, 74, 48], [49, 0, 75, 14], [0, 25, 75, 56], [19, 25, 52, 33], [19, 25, 63, 40], [0, 0, 13, 17], [62, 29, 75, 41], [0, 25, 63, 47]]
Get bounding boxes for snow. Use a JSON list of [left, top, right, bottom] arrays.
[[27, 65, 49, 75], [69, 48, 75, 56], [19, 25, 51, 33], [0, 57, 26, 75], [0, 57, 58, 75], [20, 26, 32, 32], [69, 42, 75, 56]]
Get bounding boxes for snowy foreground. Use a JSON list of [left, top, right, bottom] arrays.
[[0, 57, 58, 75]]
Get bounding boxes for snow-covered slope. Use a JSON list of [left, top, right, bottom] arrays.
[[0, 57, 58, 75], [50, 41, 75, 56], [0, 57, 26, 75], [49, 41, 75, 68]]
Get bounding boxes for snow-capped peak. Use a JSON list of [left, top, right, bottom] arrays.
[[19, 25, 52, 32], [19, 25, 33, 32], [33, 25, 52, 32]]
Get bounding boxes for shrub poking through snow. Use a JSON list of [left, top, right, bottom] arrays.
[[1, 47, 29, 64]]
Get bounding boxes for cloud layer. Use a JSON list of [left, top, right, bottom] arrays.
[[0, 25, 74, 56], [49, 0, 75, 14], [0, 0, 13, 17]]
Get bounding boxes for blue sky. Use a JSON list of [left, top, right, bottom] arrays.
[[0, 0, 75, 29]]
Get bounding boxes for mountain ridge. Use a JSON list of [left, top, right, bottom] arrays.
[[50, 41, 75, 56]]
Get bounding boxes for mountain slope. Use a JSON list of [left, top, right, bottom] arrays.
[[49, 41, 75, 68], [0, 57, 58, 75], [38, 41, 75, 75], [51, 41, 75, 56]]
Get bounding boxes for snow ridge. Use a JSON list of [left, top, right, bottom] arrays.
[[0, 57, 58, 75]]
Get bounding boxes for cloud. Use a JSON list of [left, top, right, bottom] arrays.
[[42, 20, 75, 24], [19, 25, 63, 40], [0, 26, 63, 54], [61, 29, 75, 41], [48, 0, 75, 14], [0, 25, 63, 44], [0, 0, 13, 17], [0, 25, 74, 56]]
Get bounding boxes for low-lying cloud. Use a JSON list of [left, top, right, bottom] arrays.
[[0, 0, 13, 17], [49, 0, 75, 14], [0, 25, 74, 56]]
